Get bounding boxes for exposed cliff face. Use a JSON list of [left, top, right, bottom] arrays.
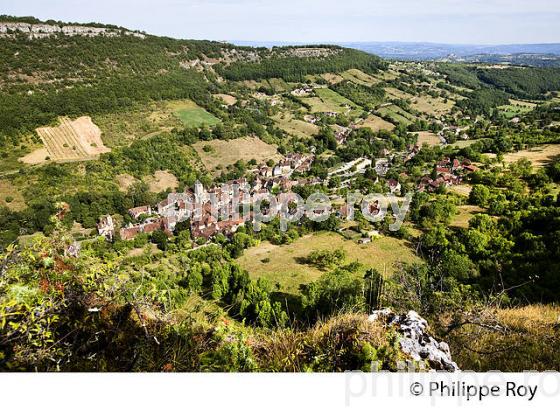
[[369, 309, 460, 372], [0, 22, 145, 39]]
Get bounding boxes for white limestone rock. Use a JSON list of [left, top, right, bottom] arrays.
[[369, 309, 460, 372]]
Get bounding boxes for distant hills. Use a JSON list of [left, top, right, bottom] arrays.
[[338, 42, 560, 59], [234, 41, 560, 66]]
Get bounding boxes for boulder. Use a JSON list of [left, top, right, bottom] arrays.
[[369, 309, 459, 372]]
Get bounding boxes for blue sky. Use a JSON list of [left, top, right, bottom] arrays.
[[3, 0, 560, 44]]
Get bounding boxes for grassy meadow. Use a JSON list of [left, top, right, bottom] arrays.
[[193, 136, 281, 173], [170, 100, 221, 127], [237, 231, 421, 294]]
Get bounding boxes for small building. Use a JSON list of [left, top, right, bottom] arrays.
[[128, 205, 152, 220], [387, 179, 402, 194], [97, 215, 115, 241], [464, 165, 478, 173], [120, 225, 142, 241]]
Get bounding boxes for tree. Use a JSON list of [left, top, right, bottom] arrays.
[[307, 249, 347, 270], [151, 230, 169, 251], [439, 250, 478, 281], [302, 268, 365, 319], [469, 185, 491, 207]]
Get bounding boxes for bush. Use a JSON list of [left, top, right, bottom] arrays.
[[306, 249, 346, 270]]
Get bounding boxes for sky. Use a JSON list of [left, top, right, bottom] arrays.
[[2, 0, 560, 44]]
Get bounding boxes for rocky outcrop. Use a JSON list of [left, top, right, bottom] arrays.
[[369, 308, 459, 372], [0, 22, 145, 39]]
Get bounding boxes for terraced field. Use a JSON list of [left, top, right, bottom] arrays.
[[35, 116, 110, 162], [376, 104, 417, 125], [498, 99, 537, 119], [341, 69, 381, 86], [303, 88, 362, 115]]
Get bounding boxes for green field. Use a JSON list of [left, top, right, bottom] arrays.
[[498, 99, 537, 119], [266, 78, 294, 92], [0, 137, 41, 175], [170, 100, 221, 127], [340, 69, 381, 86], [376, 104, 416, 125], [450, 139, 480, 148], [303, 88, 363, 115], [237, 231, 421, 294]]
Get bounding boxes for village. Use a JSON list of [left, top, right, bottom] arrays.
[[98, 152, 316, 242], [97, 140, 478, 244]]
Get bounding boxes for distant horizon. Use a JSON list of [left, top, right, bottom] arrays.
[[231, 40, 560, 47], [2, 0, 560, 45]]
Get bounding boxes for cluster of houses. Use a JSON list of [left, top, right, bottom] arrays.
[[97, 154, 316, 242], [98, 182, 249, 243], [304, 112, 339, 125], [256, 153, 314, 178], [417, 157, 478, 192], [334, 126, 352, 145], [291, 86, 314, 97]]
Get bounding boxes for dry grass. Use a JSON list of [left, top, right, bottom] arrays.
[[93, 101, 183, 147], [357, 115, 395, 132], [320, 73, 345, 84], [444, 305, 560, 371], [213, 94, 237, 106], [116, 173, 139, 192], [303, 88, 362, 115], [447, 184, 473, 197], [411, 95, 455, 116], [237, 232, 421, 294], [19, 147, 49, 165], [126, 243, 161, 258], [193, 136, 281, 173], [341, 69, 381, 86], [499, 144, 560, 168], [241, 80, 261, 89], [34, 116, 110, 162], [416, 131, 441, 147], [384, 87, 415, 100], [252, 313, 391, 372], [450, 205, 484, 228], [273, 113, 319, 138], [374, 69, 400, 81], [0, 179, 26, 210], [144, 170, 179, 193]]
